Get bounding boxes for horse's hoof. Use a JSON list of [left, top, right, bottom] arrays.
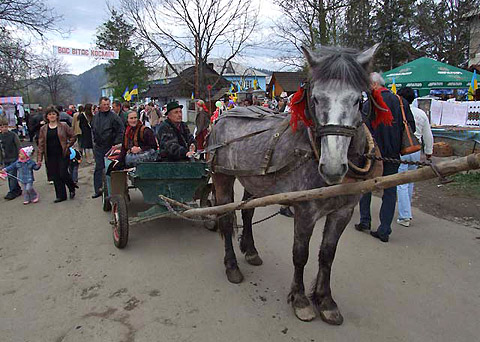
[[294, 304, 316, 322], [226, 267, 244, 284], [319, 309, 344, 325], [245, 253, 263, 266]]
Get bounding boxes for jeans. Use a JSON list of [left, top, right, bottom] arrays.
[[397, 151, 420, 220], [22, 182, 37, 202], [93, 146, 110, 194], [69, 163, 79, 183], [5, 161, 21, 196], [359, 162, 399, 237]]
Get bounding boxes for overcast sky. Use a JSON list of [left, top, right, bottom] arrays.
[[40, 0, 284, 75]]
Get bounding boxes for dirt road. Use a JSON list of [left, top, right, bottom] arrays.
[[1, 165, 479, 341]]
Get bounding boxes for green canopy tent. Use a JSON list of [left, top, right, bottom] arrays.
[[382, 57, 477, 97]]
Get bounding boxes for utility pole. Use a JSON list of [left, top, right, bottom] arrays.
[[195, 37, 199, 99]]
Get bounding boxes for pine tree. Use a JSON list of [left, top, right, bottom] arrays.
[[96, 10, 149, 99], [372, 0, 419, 71], [342, 0, 375, 50], [415, 0, 477, 67]]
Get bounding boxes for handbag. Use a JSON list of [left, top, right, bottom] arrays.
[[396, 95, 421, 155]]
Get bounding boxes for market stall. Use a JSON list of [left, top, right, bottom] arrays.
[[0, 96, 24, 127], [382, 57, 476, 97]]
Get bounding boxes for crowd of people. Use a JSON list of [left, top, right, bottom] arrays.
[[1, 82, 433, 242], [0, 96, 201, 203]]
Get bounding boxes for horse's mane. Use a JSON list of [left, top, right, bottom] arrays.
[[309, 47, 369, 92]]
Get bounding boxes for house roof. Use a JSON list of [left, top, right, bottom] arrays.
[[269, 71, 307, 93], [143, 64, 230, 99], [211, 87, 230, 101], [150, 58, 269, 82]]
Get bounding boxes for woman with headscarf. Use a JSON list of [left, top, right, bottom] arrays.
[[118, 111, 158, 167]]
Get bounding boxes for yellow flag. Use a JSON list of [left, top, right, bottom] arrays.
[[391, 78, 397, 94]]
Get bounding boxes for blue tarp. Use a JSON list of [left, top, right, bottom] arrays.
[[432, 128, 480, 144]]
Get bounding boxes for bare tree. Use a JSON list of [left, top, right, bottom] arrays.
[[34, 54, 71, 105], [0, 0, 60, 37], [118, 0, 259, 98], [0, 0, 62, 96], [0, 30, 31, 95], [273, 0, 349, 68]]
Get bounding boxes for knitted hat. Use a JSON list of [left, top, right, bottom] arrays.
[[20, 146, 34, 158]]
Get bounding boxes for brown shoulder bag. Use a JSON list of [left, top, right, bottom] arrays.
[[396, 94, 421, 155]]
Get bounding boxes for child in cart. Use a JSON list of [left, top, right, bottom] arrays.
[[0, 146, 41, 204]]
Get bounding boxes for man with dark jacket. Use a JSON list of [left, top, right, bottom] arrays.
[[156, 101, 196, 161], [91, 97, 125, 198], [27, 109, 44, 144], [355, 72, 416, 243], [112, 99, 127, 126], [56, 105, 73, 127], [0, 117, 22, 199]]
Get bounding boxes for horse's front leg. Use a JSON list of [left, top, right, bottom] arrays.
[[311, 207, 354, 325], [288, 205, 316, 322], [240, 190, 263, 266], [212, 174, 244, 284]]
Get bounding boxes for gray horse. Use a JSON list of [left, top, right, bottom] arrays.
[[209, 45, 379, 324]]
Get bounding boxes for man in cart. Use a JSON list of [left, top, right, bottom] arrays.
[[156, 101, 196, 161]]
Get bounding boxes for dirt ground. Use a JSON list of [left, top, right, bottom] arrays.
[[409, 157, 480, 229]]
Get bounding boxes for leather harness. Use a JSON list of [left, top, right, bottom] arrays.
[[207, 84, 380, 180]]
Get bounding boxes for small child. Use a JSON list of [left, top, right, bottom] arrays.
[[68, 147, 82, 185], [1, 146, 40, 204]]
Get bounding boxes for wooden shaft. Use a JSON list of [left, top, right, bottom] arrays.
[[159, 195, 193, 210], [177, 154, 480, 218]]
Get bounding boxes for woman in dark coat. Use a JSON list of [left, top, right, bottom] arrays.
[[118, 110, 158, 167], [37, 106, 78, 203], [78, 103, 94, 163]]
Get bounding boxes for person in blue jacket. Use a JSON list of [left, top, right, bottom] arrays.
[[1, 146, 40, 204]]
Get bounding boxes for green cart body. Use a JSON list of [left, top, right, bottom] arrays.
[[103, 160, 213, 248]]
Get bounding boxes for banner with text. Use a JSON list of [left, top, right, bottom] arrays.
[[53, 46, 119, 60]]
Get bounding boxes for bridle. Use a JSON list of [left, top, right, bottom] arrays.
[[300, 81, 363, 140], [298, 81, 376, 178]]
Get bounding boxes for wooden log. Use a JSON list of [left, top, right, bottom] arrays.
[[168, 154, 480, 218]]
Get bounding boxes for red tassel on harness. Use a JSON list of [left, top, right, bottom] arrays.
[[370, 87, 393, 129], [289, 86, 313, 132]]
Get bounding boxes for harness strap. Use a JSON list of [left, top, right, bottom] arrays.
[[307, 127, 320, 161], [205, 127, 272, 154], [316, 124, 359, 137], [213, 149, 313, 176], [258, 119, 291, 175]]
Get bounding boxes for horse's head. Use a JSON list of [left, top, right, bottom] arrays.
[[301, 44, 379, 185]]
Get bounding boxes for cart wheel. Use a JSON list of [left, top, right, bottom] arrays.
[[102, 174, 111, 212], [111, 195, 129, 249]]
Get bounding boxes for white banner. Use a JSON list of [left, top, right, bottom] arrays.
[[53, 46, 119, 59]]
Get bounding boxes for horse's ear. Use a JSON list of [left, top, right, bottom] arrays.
[[357, 43, 380, 68], [301, 46, 317, 67]]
